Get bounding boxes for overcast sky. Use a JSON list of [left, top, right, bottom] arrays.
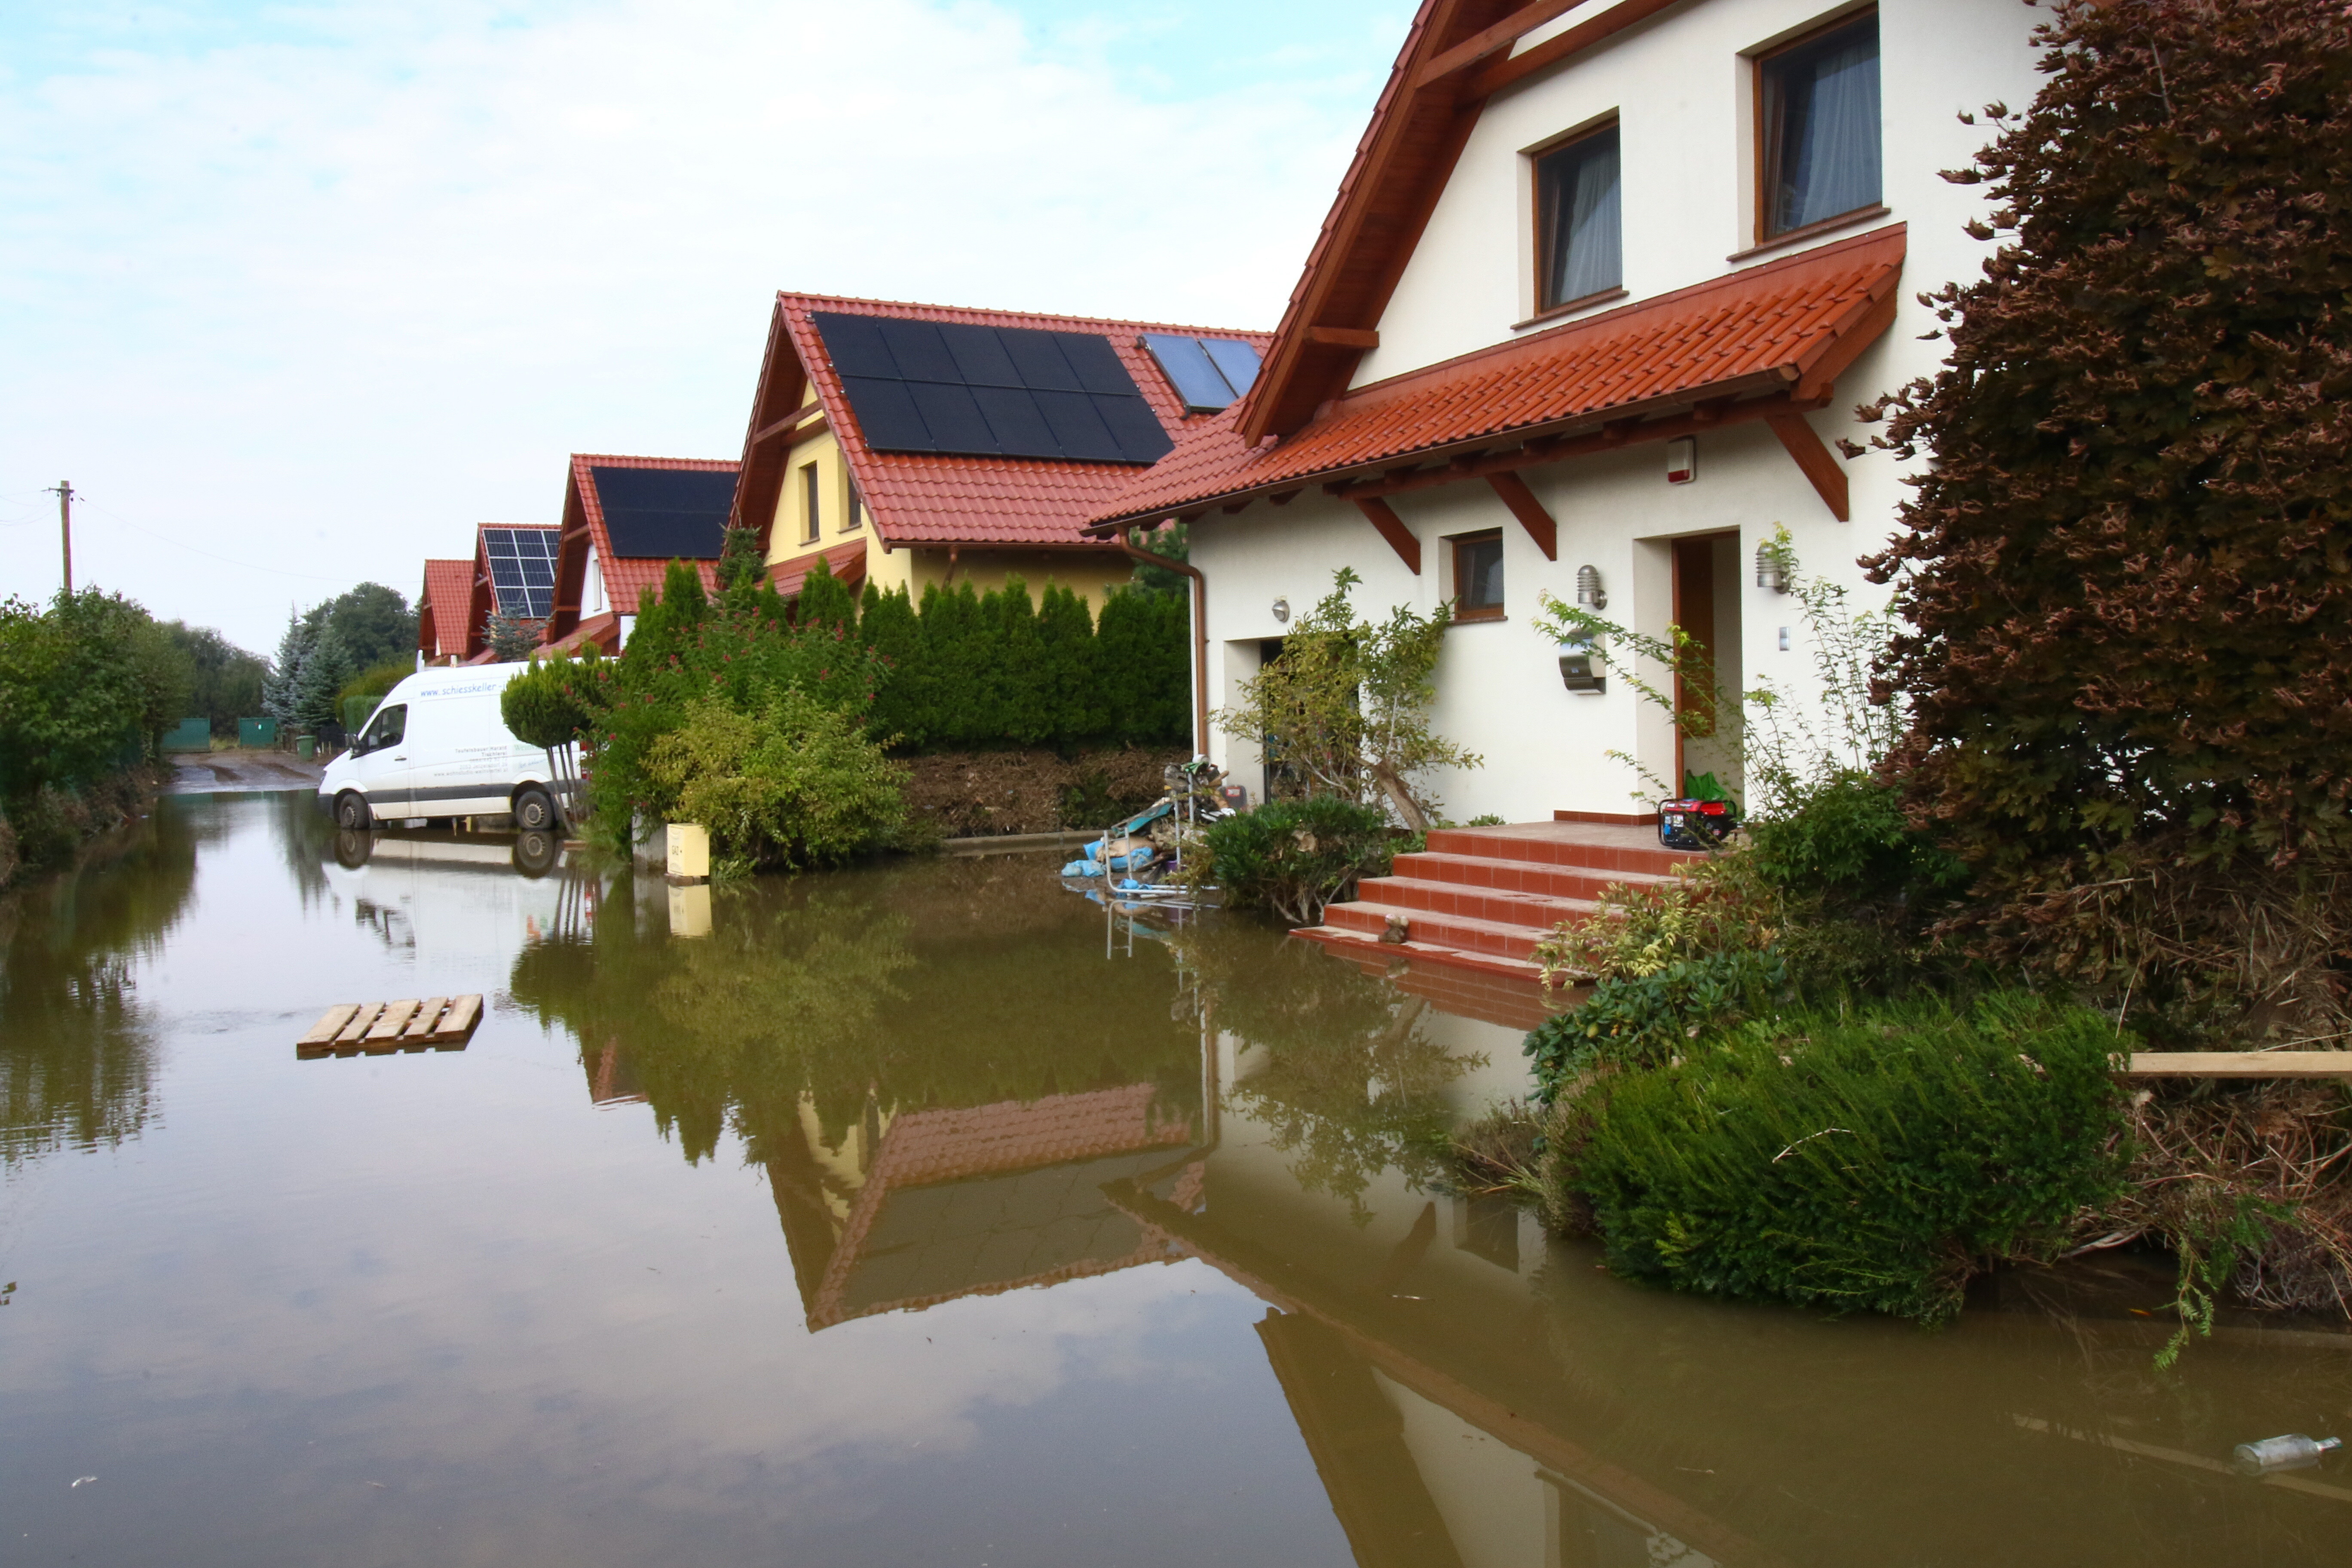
[[0, 0, 1412, 654]]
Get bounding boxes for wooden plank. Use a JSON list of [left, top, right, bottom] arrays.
[[1463, 0, 1689, 101], [403, 998, 448, 1042], [1415, 0, 1585, 86], [334, 1002, 384, 1046], [300, 1004, 360, 1048], [429, 993, 483, 1044], [365, 1000, 420, 1050], [2124, 1051, 2352, 1078], [1765, 412, 1850, 521]]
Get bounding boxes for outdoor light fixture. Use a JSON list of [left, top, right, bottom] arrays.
[[1574, 564, 1607, 611], [1755, 540, 1789, 592], [1271, 597, 1290, 623], [1666, 437, 1697, 485]]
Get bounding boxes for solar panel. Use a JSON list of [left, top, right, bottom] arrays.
[[1140, 334, 1264, 413], [813, 312, 1173, 465], [590, 467, 738, 560], [481, 527, 560, 618]]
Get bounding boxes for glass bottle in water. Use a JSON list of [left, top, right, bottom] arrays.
[[2233, 1434, 2343, 1475]]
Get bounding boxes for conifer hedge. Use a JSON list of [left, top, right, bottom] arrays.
[[799, 560, 1188, 753]]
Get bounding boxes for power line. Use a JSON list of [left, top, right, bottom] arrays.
[[73, 497, 357, 583]]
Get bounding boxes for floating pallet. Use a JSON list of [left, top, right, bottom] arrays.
[[2122, 1050, 2352, 1078], [297, 994, 482, 1057]]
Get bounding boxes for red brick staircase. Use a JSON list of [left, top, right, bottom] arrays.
[[1292, 821, 1696, 982]]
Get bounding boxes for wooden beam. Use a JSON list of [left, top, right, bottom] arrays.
[[753, 410, 827, 445], [1305, 325, 1381, 349], [1353, 496, 1421, 574], [2124, 1051, 2352, 1078], [1415, 0, 1586, 85], [1766, 411, 1850, 521], [1464, 0, 1687, 100], [1484, 472, 1557, 560]]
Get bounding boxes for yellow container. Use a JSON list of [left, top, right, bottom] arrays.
[[665, 823, 710, 882], [667, 882, 712, 939]]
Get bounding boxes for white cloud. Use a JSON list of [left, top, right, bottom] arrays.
[[0, 0, 1387, 651]]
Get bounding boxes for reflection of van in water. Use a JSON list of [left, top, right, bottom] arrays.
[[318, 664, 569, 831]]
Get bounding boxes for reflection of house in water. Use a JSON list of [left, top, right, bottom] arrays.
[[760, 1083, 1202, 1332]]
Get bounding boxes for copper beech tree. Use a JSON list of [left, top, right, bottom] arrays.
[[1859, 0, 2352, 1027], [1865, 0, 2352, 867]]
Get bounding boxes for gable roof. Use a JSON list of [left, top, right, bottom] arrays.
[[1090, 225, 1905, 528], [417, 558, 475, 662], [545, 453, 737, 641], [729, 293, 1270, 554], [1236, 0, 1710, 442]]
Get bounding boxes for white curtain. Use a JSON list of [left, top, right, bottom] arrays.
[[1545, 131, 1622, 307], [1777, 31, 1880, 231]]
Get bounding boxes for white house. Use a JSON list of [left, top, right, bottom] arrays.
[[1089, 0, 2044, 828]]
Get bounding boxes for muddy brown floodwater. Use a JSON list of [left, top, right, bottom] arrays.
[[2, 792, 2348, 1566]]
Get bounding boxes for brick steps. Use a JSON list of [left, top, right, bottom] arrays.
[[1292, 819, 1690, 985]]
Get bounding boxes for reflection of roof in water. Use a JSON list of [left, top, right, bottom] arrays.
[[788, 1083, 1198, 1330]]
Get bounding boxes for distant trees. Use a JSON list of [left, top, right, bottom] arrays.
[[262, 582, 416, 733], [157, 622, 266, 733]]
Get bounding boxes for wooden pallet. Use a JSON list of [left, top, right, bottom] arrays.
[[297, 995, 482, 1057]]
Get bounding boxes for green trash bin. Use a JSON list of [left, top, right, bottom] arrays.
[[297, 736, 317, 760]]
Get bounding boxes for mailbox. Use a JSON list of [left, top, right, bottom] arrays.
[[1559, 634, 1605, 695]]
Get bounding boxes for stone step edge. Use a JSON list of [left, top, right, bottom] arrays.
[[1289, 924, 1551, 984], [1357, 876, 1599, 922], [1392, 850, 1680, 889]]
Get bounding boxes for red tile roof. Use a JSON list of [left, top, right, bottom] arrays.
[[747, 294, 1270, 552], [1090, 225, 1906, 529], [770, 538, 867, 598], [418, 558, 475, 661], [545, 453, 734, 643]]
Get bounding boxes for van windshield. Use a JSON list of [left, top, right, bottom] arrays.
[[359, 705, 406, 754]]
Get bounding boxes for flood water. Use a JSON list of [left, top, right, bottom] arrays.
[[3, 791, 2348, 1567]]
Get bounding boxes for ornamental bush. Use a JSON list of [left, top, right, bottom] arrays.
[[1200, 796, 1397, 925], [641, 690, 906, 873], [1569, 992, 2128, 1323]]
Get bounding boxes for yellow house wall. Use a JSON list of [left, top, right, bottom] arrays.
[[760, 412, 1141, 612]]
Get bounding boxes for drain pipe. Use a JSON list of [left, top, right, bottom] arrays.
[[1118, 529, 1210, 756]]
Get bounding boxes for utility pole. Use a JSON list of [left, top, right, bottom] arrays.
[[45, 481, 75, 593]]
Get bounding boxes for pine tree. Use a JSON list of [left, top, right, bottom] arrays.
[[859, 584, 927, 748], [797, 557, 859, 636], [628, 561, 709, 669], [1036, 584, 1102, 746], [920, 582, 983, 747], [991, 576, 1048, 746], [296, 634, 353, 731], [716, 525, 766, 596], [261, 611, 316, 728]]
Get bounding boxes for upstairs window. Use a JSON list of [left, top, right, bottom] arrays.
[[1758, 10, 1881, 240], [845, 477, 864, 533], [801, 463, 821, 544], [1452, 531, 1505, 622], [1534, 123, 1623, 312]]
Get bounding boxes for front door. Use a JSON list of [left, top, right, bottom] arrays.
[[348, 702, 413, 817], [1671, 534, 1743, 800]]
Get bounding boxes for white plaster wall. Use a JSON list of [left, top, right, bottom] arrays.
[[1192, 0, 2046, 822]]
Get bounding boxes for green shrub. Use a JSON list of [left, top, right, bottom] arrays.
[[642, 690, 907, 871], [1524, 949, 1789, 1098], [1569, 992, 2129, 1323], [1746, 771, 1965, 907], [1202, 797, 1396, 925]]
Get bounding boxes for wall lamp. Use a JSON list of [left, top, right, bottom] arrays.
[[1755, 539, 1793, 593], [1271, 597, 1290, 624], [1574, 564, 1607, 612]]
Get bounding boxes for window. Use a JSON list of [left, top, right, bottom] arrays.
[[357, 704, 405, 755], [1452, 531, 1505, 621], [1534, 124, 1622, 312], [1757, 10, 1881, 240], [845, 477, 864, 533], [801, 463, 821, 543]]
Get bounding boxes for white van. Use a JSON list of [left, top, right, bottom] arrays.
[[318, 664, 572, 832]]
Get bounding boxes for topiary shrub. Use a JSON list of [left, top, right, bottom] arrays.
[[1569, 992, 2128, 1323], [1201, 797, 1397, 925]]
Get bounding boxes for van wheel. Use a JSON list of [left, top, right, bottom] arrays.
[[334, 792, 372, 831], [514, 785, 558, 832]]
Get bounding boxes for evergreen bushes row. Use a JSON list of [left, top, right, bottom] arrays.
[[794, 560, 1189, 753]]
